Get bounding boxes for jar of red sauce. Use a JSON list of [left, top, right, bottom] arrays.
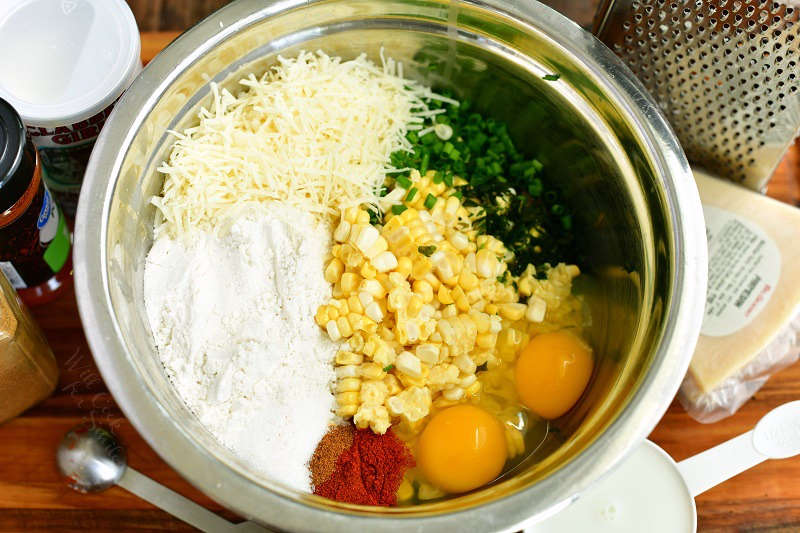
[[0, 98, 71, 306]]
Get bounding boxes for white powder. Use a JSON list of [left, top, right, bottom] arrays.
[[143, 203, 337, 492]]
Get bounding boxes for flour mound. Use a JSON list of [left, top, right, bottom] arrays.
[[143, 204, 337, 491]]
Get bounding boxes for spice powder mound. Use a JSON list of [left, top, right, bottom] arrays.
[[314, 428, 415, 506], [310, 424, 355, 488]]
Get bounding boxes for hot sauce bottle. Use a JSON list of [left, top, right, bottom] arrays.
[[0, 98, 71, 306]]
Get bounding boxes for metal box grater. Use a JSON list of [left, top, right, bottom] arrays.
[[594, 0, 800, 190]]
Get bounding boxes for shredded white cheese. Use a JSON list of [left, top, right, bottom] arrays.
[[152, 50, 444, 237]]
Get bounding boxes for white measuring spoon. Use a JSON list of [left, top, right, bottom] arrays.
[[523, 401, 800, 532]]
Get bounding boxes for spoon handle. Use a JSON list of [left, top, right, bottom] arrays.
[[676, 430, 766, 498], [118, 466, 238, 532]]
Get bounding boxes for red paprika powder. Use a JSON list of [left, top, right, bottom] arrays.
[[314, 428, 414, 506]]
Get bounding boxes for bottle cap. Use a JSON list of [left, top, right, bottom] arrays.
[[0, 0, 140, 127], [0, 98, 36, 213]]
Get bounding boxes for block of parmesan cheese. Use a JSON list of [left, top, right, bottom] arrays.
[[687, 168, 800, 394]]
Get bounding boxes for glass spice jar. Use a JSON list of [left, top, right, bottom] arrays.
[[0, 269, 59, 424], [0, 97, 72, 307]]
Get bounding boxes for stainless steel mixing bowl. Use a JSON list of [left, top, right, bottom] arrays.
[[74, 0, 707, 530]]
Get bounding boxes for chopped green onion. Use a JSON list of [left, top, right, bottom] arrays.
[[391, 204, 408, 215], [405, 187, 418, 202], [451, 190, 463, 199], [397, 176, 412, 189], [433, 171, 444, 184], [424, 194, 437, 209], [420, 152, 430, 175], [543, 73, 561, 81], [443, 172, 454, 187], [383, 364, 395, 372], [418, 245, 437, 257]]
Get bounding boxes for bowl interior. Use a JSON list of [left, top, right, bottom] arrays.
[[97, 0, 678, 526]]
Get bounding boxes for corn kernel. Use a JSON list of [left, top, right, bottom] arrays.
[[476, 249, 498, 278], [396, 256, 413, 278], [326, 320, 342, 341], [360, 279, 386, 299], [373, 251, 398, 272], [412, 280, 434, 303], [365, 236, 389, 260], [384, 374, 402, 395], [498, 303, 526, 321], [359, 261, 377, 279], [336, 364, 359, 378], [336, 316, 353, 338], [453, 353, 476, 374], [415, 343, 440, 365], [360, 378, 389, 403], [336, 378, 361, 393], [397, 479, 414, 502], [395, 351, 422, 378], [333, 219, 351, 242], [465, 380, 482, 396], [336, 391, 359, 405], [458, 270, 479, 291], [485, 303, 498, 315], [437, 286, 454, 305], [443, 386, 465, 401], [361, 363, 386, 381], [526, 296, 547, 322], [324, 258, 345, 284], [476, 332, 498, 349], [407, 294, 424, 317], [347, 294, 363, 315], [340, 272, 360, 294]]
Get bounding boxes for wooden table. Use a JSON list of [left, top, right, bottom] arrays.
[[1, 31, 799, 532]]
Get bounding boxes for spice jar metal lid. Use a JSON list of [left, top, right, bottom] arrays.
[[0, 97, 35, 213]]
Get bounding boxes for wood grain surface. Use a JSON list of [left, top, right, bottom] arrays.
[[1, 28, 799, 533]]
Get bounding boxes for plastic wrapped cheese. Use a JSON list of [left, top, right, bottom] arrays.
[[678, 168, 800, 423]]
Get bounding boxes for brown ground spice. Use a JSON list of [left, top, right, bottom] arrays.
[[310, 424, 355, 488]]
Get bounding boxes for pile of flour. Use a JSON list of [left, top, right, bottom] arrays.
[[143, 204, 337, 491]]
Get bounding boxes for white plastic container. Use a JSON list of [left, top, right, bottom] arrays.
[[0, 0, 141, 217]]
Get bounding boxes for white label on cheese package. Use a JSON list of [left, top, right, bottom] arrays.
[[701, 205, 781, 337]]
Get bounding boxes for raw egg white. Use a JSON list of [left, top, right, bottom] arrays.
[[515, 330, 593, 419], [417, 404, 507, 493]]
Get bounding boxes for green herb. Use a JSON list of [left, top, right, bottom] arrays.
[[443, 172, 454, 187], [424, 194, 437, 209], [368, 207, 382, 225], [418, 245, 437, 257], [387, 90, 577, 275], [405, 187, 418, 202], [420, 152, 430, 175], [383, 364, 395, 372], [391, 204, 408, 215], [496, 270, 510, 284], [543, 73, 561, 81]]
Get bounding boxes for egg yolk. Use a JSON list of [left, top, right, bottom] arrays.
[[417, 405, 507, 493], [515, 330, 593, 419]]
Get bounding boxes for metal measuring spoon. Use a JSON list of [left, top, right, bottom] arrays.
[[523, 401, 800, 533], [57, 425, 266, 532]]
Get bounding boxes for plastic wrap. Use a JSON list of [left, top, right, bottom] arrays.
[[679, 310, 800, 423]]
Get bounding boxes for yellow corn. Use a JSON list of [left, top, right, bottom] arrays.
[[437, 286, 454, 305], [336, 316, 353, 338], [498, 303, 526, 321], [324, 258, 344, 284], [335, 350, 363, 365]]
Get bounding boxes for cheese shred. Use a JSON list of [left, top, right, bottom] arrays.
[[152, 50, 445, 237]]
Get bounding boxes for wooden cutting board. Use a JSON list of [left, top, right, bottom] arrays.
[[0, 31, 798, 532]]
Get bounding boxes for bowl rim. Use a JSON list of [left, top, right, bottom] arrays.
[[74, 0, 708, 530]]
